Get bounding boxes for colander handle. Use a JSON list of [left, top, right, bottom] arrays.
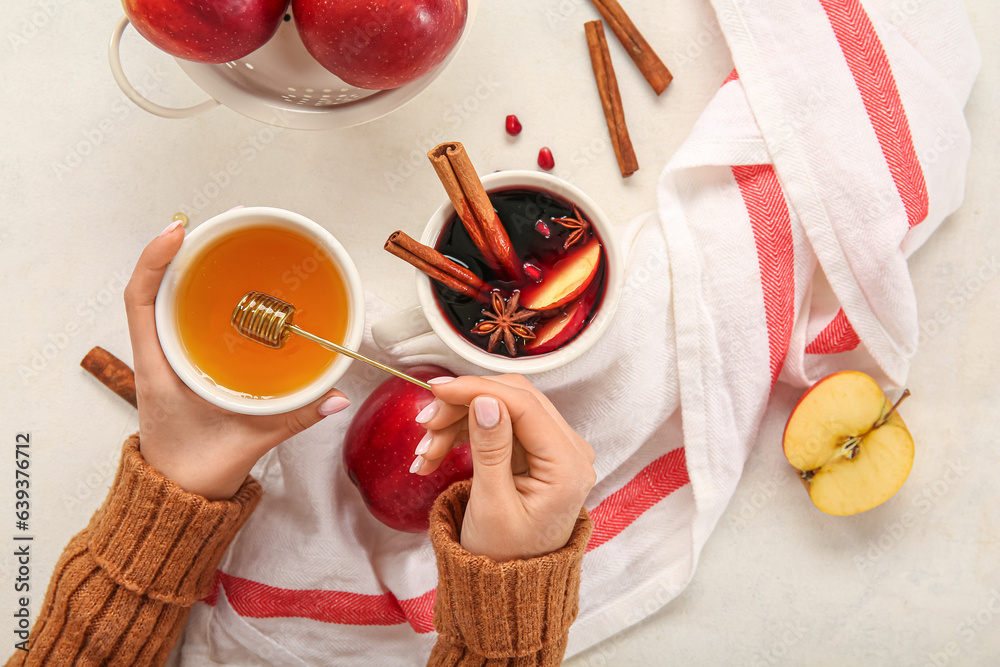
[[108, 15, 220, 120]]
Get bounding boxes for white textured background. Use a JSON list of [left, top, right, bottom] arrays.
[[0, 0, 997, 664]]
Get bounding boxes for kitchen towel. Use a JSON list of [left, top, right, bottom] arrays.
[[178, 1, 979, 664]]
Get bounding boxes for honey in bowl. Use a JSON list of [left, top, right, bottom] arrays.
[[175, 224, 349, 398]]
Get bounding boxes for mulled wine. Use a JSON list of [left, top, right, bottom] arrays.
[[431, 187, 607, 358]]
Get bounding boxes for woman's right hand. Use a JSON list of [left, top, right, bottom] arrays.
[[415, 375, 596, 561]]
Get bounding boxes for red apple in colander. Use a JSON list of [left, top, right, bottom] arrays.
[[292, 0, 467, 90], [123, 0, 289, 64]]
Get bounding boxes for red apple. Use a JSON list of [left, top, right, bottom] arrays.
[[123, 0, 289, 63], [343, 365, 473, 532], [292, 0, 467, 90], [520, 239, 603, 311]]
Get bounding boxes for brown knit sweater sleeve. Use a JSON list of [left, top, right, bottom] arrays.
[[4, 434, 261, 666], [427, 480, 593, 667]]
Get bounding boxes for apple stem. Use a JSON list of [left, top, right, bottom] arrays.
[[874, 388, 911, 429]]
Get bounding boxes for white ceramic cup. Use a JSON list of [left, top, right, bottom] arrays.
[[155, 206, 365, 415], [373, 171, 623, 374]]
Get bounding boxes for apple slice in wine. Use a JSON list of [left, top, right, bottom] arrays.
[[520, 239, 602, 311], [524, 289, 596, 354]]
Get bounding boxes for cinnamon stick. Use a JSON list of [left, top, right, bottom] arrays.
[[81, 346, 137, 408], [589, 0, 672, 95], [385, 230, 486, 300], [586, 20, 639, 177], [427, 143, 522, 280]]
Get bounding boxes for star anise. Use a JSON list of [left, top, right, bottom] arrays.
[[471, 291, 536, 356], [551, 206, 591, 249]]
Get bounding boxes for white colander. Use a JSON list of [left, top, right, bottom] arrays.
[[109, 2, 478, 130]]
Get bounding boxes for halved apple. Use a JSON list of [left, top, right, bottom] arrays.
[[782, 371, 914, 516], [520, 239, 602, 311]]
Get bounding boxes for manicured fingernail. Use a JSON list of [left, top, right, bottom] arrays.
[[409, 456, 424, 474], [318, 396, 351, 416], [414, 432, 432, 456], [159, 219, 184, 237], [415, 400, 439, 424], [474, 397, 500, 429], [428, 376, 456, 385]]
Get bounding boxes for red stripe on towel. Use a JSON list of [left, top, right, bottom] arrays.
[[206, 571, 430, 630], [732, 164, 796, 387], [818, 0, 928, 229], [805, 308, 861, 354], [201, 451, 692, 629], [803, 0, 926, 354], [586, 447, 690, 553], [397, 589, 437, 633]]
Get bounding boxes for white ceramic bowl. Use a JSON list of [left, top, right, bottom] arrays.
[[155, 207, 365, 415], [109, 0, 479, 130], [414, 171, 623, 374]]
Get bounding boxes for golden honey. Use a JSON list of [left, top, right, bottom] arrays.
[[176, 224, 349, 398]]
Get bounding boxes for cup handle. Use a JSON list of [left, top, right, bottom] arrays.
[[372, 306, 434, 351], [108, 14, 220, 120]]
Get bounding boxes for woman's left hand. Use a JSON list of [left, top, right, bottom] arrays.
[[123, 221, 352, 500]]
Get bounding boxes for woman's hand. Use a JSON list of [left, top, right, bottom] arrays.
[[123, 221, 351, 500], [415, 375, 596, 561]]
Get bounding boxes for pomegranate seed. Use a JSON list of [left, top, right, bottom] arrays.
[[505, 114, 522, 136], [534, 219, 551, 237], [537, 147, 554, 171], [523, 263, 543, 282]]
